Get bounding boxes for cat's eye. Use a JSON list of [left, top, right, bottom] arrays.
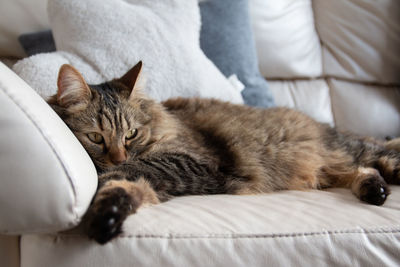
[[125, 129, 138, 140], [87, 133, 104, 144]]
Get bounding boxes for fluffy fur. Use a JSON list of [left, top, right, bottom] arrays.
[[48, 62, 400, 244]]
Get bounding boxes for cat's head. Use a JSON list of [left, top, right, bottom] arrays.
[[48, 61, 174, 172]]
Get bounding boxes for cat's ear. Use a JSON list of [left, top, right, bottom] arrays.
[[118, 61, 144, 99], [57, 64, 92, 111]]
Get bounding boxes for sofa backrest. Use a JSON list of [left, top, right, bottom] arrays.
[[2, 0, 399, 85], [249, 0, 400, 85], [1, 0, 399, 138]]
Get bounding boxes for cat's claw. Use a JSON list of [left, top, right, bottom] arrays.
[[86, 187, 134, 244]]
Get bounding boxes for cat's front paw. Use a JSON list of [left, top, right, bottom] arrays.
[[86, 187, 140, 244]]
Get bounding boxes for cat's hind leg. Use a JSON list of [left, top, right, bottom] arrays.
[[321, 130, 400, 205], [321, 165, 390, 206], [373, 149, 400, 185], [85, 172, 159, 244], [339, 135, 400, 185]]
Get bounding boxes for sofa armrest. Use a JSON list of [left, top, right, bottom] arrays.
[[0, 62, 97, 234]]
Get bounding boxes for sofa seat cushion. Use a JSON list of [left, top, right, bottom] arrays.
[[21, 187, 400, 267]]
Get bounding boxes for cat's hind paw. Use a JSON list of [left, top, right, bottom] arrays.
[[359, 177, 390, 206]]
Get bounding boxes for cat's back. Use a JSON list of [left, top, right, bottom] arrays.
[[162, 98, 324, 145]]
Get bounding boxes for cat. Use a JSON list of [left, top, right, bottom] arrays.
[[48, 61, 400, 244]]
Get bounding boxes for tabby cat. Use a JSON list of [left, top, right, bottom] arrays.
[[48, 61, 400, 244]]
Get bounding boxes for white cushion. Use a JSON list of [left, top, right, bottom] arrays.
[[0, 0, 48, 58], [249, 0, 322, 79], [329, 79, 400, 138], [268, 79, 334, 126], [13, 0, 244, 104], [0, 62, 97, 234], [269, 78, 400, 138], [314, 0, 400, 84], [21, 187, 400, 266]]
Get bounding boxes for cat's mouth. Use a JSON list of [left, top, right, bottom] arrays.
[[107, 159, 128, 168]]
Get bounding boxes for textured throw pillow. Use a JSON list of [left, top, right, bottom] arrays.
[[199, 0, 275, 108], [13, 0, 243, 104]]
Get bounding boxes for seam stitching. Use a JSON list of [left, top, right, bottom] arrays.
[[51, 227, 400, 239], [120, 228, 400, 239]]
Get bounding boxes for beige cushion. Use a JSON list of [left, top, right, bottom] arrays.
[[250, 0, 400, 83], [0, 62, 97, 234], [314, 0, 400, 84], [329, 79, 400, 138], [249, 0, 322, 79], [269, 78, 400, 138], [21, 187, 400, 266], [268, 79, 334, 126]]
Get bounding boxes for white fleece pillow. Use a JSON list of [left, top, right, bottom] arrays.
[[13, 0, 243, 103]]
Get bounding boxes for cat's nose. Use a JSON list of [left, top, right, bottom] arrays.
[[109, 149, 127, 165]]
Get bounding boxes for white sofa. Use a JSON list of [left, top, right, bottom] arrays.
[[1, 0, 399, 266]]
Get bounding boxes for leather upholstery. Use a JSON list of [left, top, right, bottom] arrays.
[[314, 0, 400, 84], [249, 0, 323, 78], [0, 62, 98, 234], [21, 188, 400, 267], [249, 0, 400, 138], [0, 0, 399, 266], [269, 79, 400, 138]]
